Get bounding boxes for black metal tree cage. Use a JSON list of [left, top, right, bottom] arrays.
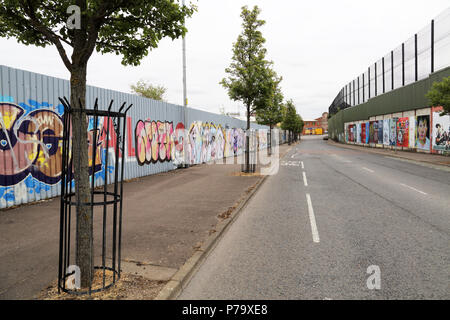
[[57, 97, 133, 295]]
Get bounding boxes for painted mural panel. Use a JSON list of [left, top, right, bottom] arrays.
[[383, 120, 390, 146], [365, 122, 370, 144], [361, 123, 366, 144], [389, 118, 397, 146], [415, 115, 431, 151], [432, 111, 450, 153], [369, 121, 376, 144], [356, 123, 361, 144], [396, 117, 409, 148], [377, 120, 383, 144]]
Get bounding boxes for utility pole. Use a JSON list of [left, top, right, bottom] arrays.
[[182, 0, 189, 168]]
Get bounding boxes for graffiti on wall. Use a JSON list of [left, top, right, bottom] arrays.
[[134, 119, 253, 167], [0, 99, 119, 207], [135, 119, 175, 165]]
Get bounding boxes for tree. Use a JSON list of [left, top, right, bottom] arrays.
[[0, 0, 195, 287], [281, 100, 298, 145], [426, 76, 450, 115], [220, 5, 272, 172], [293, 114, 304, 141], [131, 80, 167, 101], [255, 69, 283, 155]]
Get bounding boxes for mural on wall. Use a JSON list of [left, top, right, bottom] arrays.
[[360, 123, 366, 143], [383, 119, 390, 146], [369, 121, 376, 144], [0, 102, 64, 187], [0, 100, 120, 208], [389, 118, 397, 146], [396, 118, 409, 147], [135, 119, 175, 165], [432, 111, 450, 152], [134, 119, 255, 167], [377, 120, 383, 144], [356, 123, 361, 143], [415, 115, 430, 151], [365, 122, 370, 144]]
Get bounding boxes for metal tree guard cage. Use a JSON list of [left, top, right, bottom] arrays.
[[57, 97, 133, 295]]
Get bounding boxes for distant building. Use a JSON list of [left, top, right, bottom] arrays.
[[302, 112, 328, 135]]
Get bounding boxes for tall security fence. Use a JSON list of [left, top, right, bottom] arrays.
[[0, 65, 284, 209], [329, 7, 450, 116]]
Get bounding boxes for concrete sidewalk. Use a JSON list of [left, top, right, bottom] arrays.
[[0, 143, 293, 300], [328, 140, 450, 168]]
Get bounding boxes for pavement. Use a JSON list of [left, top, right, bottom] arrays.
[[179, 135, 450, 300], [0, 144, 293, 300]]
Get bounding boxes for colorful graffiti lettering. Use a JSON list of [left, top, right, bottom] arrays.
[[0, 102, 64, 186], [135, 119, 175, 165]]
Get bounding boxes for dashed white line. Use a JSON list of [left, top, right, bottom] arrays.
[[302, 171, 308, 187], [400, 183, 428, 195], [301, 161, 304, 169], [306, 193, 320, 243], [362, 167, 375, 173]]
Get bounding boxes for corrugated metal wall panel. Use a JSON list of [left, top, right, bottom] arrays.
[[0, 65, 271, 209]]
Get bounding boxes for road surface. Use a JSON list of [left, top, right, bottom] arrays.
[[179, 136, 450, 300]]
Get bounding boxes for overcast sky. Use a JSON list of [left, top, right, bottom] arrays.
[[1, 0, 449, 120]]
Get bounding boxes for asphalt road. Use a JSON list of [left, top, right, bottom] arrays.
[[179, 136, 450, 300]]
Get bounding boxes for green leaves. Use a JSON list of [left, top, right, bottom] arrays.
[[131, 80, 167, 101], [281, 100, 303, 133], [0, 0, 196, 70], [426, 76, 450, 115], [220, 5, 272, 119]]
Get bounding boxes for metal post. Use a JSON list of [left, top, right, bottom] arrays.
[[357, 77, 360, 105], [402, 43, 405, 86], [362, 73, 365, 103], [382, 57, 385, 93], [353, 80, 355, 105], [375, 62, 378, 97], [391, 50, 394, 90], [368, 67, 371, 99], [181, 0, 189, 168], [431, 19, 435, 73], [415, 33, 418, 82]]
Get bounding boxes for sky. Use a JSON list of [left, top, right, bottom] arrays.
[[1, 0, 449, 121]]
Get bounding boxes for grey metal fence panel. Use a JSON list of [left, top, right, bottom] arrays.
[[0, 65, 270, 208]]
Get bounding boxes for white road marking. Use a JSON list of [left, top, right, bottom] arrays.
[[301, 161, 304, 169], [400, 183, 428, 195], [302, 171, 308, 187], [291, 154, 295, 159], [306, 193, 320, 243], [362, 167, 375, 173]]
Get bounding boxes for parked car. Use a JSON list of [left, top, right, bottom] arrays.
[[323, 135, 329, 140]]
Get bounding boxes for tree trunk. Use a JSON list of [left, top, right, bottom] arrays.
[[245, 104, 251, 173], [268, 124, 272, 156], [70, 64, 93, 288]]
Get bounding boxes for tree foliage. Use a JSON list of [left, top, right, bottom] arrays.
[[0, 0, 195, 287], [0, 0, 196, 70], [426, 76, 450, 115], [131, 80, 167, 101], [255, 69, 284, 129], [220, 5, 272, 130], [281, 100, 303, 142]]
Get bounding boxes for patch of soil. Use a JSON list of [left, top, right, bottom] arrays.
[[37, 270, 167, 300]]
